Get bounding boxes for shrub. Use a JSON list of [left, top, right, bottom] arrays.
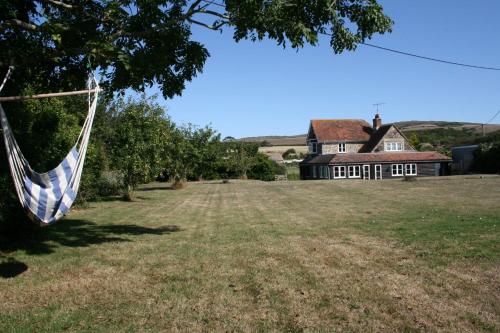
[[248, 153, 285, 181], [473, 142, 500, 174], [282, 148, 297, 159], [97, 171, 125, 196]]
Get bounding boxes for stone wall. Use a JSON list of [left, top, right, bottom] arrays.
[[374, 127, 415, 152], [320, 143, 364, 154]]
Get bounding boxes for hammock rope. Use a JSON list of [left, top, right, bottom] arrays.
[[0, 67, 100, 225]]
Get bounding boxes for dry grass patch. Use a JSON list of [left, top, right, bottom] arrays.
[[0, 177, 499, 332]]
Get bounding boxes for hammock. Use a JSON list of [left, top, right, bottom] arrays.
[[0, 68, 100, 225]]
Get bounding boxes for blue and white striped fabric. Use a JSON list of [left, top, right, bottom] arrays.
[[21, 148, 79, 224], [0, 73, 99, 225]]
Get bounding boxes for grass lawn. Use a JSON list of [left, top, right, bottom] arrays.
[[0, 176, 499, 332]]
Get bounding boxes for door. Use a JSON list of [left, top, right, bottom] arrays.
[[374, 164, 382, 180], [363, 165, 370, 180]]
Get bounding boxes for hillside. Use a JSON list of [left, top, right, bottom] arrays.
[[239, 134, 307, 146], [241, 121, 500, 148]]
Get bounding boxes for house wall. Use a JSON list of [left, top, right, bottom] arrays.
[[299, 162, 448, 180], [380, 162, 438, 178], [319, 143, 364, 154], [373, 127, 415, 152]]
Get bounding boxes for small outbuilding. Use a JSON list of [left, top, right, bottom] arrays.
[[451, 145, 479, 174]]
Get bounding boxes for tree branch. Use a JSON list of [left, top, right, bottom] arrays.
[[4, 19, 39, 31], [187, 18, 226, 31], [185, 0, 204, 17], [43, 0, 74, 9], [194, 8, 230, 20]]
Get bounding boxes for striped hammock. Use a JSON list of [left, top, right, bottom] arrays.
[[0, 69, 99, 225]]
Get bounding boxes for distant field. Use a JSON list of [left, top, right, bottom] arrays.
[[241, 134, 306, 146], [1, 176, 499, 332], [259, 145, 308, 155]]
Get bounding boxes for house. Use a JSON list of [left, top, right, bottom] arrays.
[[266, 152, 285, 165], [299, 114, 451, 180]]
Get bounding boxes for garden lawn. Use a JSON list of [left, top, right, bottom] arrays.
[[1, 176, 499, 332]]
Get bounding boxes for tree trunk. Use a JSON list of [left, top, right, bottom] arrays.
[[123, 184, 133, 201]]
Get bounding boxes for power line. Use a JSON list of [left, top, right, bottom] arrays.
[[198, 1, 500, 71], [360, 42, 500, 71], [485, 109, 500, 124], [197, 1, 500, 71]]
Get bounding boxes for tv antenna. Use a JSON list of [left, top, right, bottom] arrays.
[[373, 102, 386, 115]]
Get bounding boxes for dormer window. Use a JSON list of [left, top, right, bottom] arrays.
[[338, 143, 346, 153], [309, 141, 317, 154], [385, 141, 403, 151]]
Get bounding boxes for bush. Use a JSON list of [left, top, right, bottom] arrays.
[[247, 153, 285, 181], [97, 171, 125, 196], [282, 148, 297, 159], [473, 142, 500, 174]]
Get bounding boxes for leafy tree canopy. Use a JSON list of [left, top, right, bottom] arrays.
[[0, 0, 392, 97]]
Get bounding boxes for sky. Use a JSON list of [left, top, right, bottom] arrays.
[[148, 0, 500, 138]]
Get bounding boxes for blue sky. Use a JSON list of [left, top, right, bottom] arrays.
[[151, 0, 500, 138]]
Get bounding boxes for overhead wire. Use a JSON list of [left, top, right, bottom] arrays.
[[199, 0, 500, 71], [359, 42, 500, 71], [485, 109, 500, 124]]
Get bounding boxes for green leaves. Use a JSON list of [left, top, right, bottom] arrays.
[[228, 0, 392, 53], [0, 0, 391, 99], [105, 95, 172, 189]]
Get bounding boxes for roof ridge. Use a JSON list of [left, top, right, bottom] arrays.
[[311, 119, 370, 122]]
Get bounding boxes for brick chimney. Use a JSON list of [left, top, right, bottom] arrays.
[[373, 113, 382, 130]]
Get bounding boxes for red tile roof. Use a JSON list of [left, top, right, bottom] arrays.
[[310, 119, 372, 142], [301, 151, 451, 165]]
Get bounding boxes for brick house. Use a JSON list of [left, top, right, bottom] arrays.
[[299, 114, 451, 180]]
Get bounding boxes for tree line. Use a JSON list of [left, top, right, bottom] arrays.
[[0, 95, 284, 230]]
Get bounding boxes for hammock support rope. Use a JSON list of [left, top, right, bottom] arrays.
[[0, 67, 100, 225]]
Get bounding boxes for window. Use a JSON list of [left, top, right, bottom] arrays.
[[309, 141, 317, 154], [312, 166, 317, 178], [374, 165, 382, 179], [333, 166, 346, 179], [405, 164, 417, 176], [348, 165, 361, 178], [338, 143, 346, 153], [319, 166, 324, 178], [363, 165, 370, 180], [385, 141, 403, 151], [391, 164, 404, 176]]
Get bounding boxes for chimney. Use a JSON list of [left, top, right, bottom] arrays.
[[373, 113, 382, 130]]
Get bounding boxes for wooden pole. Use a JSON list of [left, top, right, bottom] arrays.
[[0, 88, 101, 102]]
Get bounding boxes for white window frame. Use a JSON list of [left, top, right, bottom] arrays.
[[405, 163, 417, 176], [363, 165, 370, 180], [375, 164, 383, 179], [385, 141, 403, 151], [309, 141, 317, 154], [312, 166, 317, 178], [391, 164, 404, 176], [333, 166, 346, 179], [323, 165, 330, 179], [348, 165, 361, 178], [338, 142, 346, 153]]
